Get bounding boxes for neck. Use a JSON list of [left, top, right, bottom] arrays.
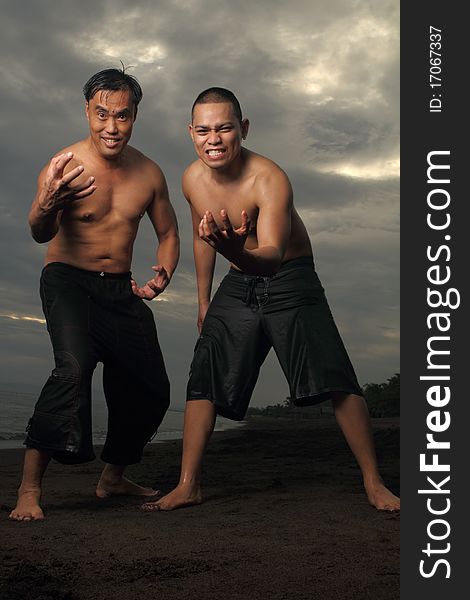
[[207, 148, 247, 183], [86, 138, 127, 169]]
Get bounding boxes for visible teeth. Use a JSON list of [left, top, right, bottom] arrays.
[[208, 150, 223, 156]]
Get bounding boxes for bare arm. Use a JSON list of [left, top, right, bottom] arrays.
[[200, 169, 293, 276], [28, 152, 96, 243], [132, 167, 180, 299], [191, 205, 216, 332]]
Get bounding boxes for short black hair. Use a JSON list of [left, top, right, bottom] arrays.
[[191, 87, 242, 122], [83, 67, 143, 110]]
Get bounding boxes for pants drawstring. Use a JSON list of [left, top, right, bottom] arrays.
[[244, 276, 270, 310]]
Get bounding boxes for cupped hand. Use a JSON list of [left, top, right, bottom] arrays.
[[198, 209, 251, 259], [38, 152, 96, 213], [131, 265, 170, 300]]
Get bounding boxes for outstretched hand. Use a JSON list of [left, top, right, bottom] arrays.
[[38, 152, 96, 213], [198, 209, 251, 259], [131, 265, 170, 300]]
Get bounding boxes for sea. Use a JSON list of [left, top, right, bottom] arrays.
[[0, 388, 243, 450]]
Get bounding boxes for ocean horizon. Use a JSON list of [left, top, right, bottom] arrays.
[[0, 387, 243, 450]]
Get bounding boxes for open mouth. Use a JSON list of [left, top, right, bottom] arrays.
[[102, 138, 121, 148], [206, 149, 226, 159]]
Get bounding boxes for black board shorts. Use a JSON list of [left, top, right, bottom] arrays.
[[25, 262, 170, 465], [187, 257, 362, 421]]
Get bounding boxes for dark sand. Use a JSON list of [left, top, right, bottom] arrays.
[[0, 416, 399, 600]]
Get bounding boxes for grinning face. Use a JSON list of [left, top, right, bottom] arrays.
[[189, 102, 249, 170], [85, 89, 136, 159]]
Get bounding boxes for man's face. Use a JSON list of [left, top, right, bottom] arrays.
[[85, 89, 136, 159], [189, 102, 249, 169]]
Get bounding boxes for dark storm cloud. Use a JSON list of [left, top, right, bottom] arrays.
[[0, 0, 399, 403]]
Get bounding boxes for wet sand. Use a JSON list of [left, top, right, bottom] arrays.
[[0, 415, 399, 600]]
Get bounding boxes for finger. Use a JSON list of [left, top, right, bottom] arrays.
[[131, 280, 143, 297], [240, 210, 249, 229], [142, 283, 157, 298], [60, 165, 85, 186], [51, 152, 74, 177], [204, 213, 224, 240], [71, 184, 97, 200], [220, 209, 234, 234], [147, 283, 163, 297], [147, 275, 165, 288], [202, 215, 215, 237], [199, 218, 216, 247], [198, 219, 205, 239], [237, 210, 251, 234], [69, 176, 95, 193], [203, 213, 215, 233], [151, 267, 168, 289], [152, 272, 169, 289], [205, 212, 223, 236]]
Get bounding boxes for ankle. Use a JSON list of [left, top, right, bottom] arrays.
[[18, 484, 41, 494], [100, 464, 125, 482], [178, 478, 201, 492], [363, 474, 385, 488]]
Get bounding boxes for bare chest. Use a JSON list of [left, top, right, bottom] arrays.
[[63, 172, 152, 225], [191, 183, 259, 229]]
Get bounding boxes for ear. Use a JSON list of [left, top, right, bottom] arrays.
[[188, 123, 195, 141], [85, 101, 90, 121], [241, 118, 250, 140]]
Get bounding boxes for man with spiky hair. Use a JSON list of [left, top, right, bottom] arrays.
[[10, 68, 179, 521], [143, 87, 399, 513]]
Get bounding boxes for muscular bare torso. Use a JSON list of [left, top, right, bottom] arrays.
[[44, 140, 161, 273], [186, 149, 313, 265]]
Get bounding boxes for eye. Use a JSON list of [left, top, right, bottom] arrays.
[[117, 114, 128, 121], [97, 112, 106, 119]]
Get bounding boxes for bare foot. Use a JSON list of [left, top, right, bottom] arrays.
[[141, 485, 202, 512], [96, 475, 161, 499], [365, 479, 400, 512], [9, 487, 44, 521]]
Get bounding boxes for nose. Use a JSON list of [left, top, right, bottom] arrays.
[[207, 130, 222, 145], [105, 117, 118, 134]]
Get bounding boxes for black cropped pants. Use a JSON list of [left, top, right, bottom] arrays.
[[25, 262, 170, 465]]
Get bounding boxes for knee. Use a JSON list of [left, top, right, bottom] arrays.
[[53, 349, 95, 380]]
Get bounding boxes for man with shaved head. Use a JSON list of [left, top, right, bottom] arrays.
[[143, 87, 399, 513], [10, 67, 179, 521]]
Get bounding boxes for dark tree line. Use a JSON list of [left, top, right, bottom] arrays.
[[362, 373, 400, 417], [247, 374, 400, 418]]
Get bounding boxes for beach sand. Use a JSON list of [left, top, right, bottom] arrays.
[[0, 415, 399, 600]]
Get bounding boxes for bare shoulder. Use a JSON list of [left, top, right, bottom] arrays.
[[246, 151, 292, 202], [182, 159, 204, 201], [248, 150, 290, 182], [127, 146, 168, 186]]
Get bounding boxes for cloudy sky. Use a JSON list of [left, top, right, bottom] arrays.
[[0, 0, 399, 410]]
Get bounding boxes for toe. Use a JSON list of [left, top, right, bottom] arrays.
[[141, 502, 161, 512]]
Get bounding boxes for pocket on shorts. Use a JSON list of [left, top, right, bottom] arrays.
[[26, 410, 74, 450], [35, 370, 79, 416]]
